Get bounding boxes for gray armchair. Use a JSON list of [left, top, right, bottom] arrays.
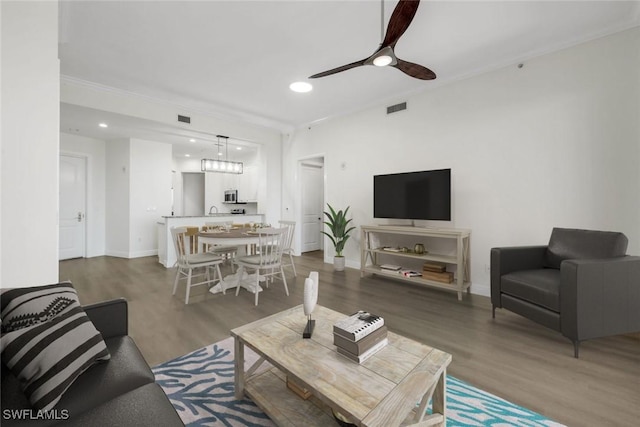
[[491, 227, 640, 357]]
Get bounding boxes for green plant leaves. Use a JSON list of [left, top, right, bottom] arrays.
[[321, 203, 356, 257]]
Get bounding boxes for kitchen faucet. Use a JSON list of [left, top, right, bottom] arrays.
[[208, 205, 218, 214]]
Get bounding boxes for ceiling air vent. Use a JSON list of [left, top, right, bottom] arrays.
[[177, 115, 191, 124], [387, 102, 407, 115]]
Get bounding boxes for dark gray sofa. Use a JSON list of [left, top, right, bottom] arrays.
[[491, 227, 640, 357], [1, 298, 183, 427]]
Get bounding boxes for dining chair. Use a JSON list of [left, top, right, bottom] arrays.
[[234, 227, 289, 306], [171, 226, 224, 304], [279, 220, 297, 277], [203, 221, 238, 272]]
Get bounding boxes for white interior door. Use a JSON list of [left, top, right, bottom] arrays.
[[59, 155, 86, 260], [301, 162, 324, 253]]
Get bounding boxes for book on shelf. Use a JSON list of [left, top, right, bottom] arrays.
[[421, 269, 454, 284], [380, 264, 401, 271], [423, 261, 447, 273], [286, 376, 312, 400], [337, 338, 388, 364], [399, 269, 422, 277], [333, 326, 388, 355], [333, 311, 384, 341]]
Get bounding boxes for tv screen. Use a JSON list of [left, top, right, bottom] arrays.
[[374, 169, 451, 220]]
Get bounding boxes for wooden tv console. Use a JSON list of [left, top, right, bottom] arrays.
[[360, 225, 471, 300]]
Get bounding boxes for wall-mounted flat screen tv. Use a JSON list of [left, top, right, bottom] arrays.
[[374, 169, 451, 220]]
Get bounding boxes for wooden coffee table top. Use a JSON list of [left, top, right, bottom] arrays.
[[231, 305, 452, 427]]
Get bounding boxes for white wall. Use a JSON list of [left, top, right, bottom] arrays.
[[61, 78, 283, 225], [105, 138, 172, 258], [174, 157, 225, 215], [61, 134, 170, 258], [1, 1, 59, 287], [60, 133, 106, 257], [105, 139, 130, 257], [283, 27, 640, 297], [182, 172, 205, 216], [173, 151, 262, 216], [129, 138, 172, 257], [0, 2, 3, 283]]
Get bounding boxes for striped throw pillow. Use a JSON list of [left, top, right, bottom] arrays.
[[1, 281, 79, 333], [0, 283, 110, 411]]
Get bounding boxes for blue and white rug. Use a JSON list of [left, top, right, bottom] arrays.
[[153, 337, 564, 427]]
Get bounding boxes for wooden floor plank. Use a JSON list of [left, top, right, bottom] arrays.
[[60, 252, 640, 426]]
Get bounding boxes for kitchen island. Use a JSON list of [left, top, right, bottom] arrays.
[[158, 214, 265, 268]]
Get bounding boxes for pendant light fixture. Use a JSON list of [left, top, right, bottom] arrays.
[[201, 135, 243, 174]]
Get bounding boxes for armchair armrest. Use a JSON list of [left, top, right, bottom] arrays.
[[560, 256, 640, 341], [83, 298, 128, 339], [490, 246, 547, 306]]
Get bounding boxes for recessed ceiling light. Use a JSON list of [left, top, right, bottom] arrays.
[[185, 154, 190, 157], [236, 147, 242, 150], [98, 123, 108, 128], [289, 81, 313, 93], [218, 152, 223, 156]]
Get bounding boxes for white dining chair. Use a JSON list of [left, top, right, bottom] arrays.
[[171, 226, 224, 304], [234, 227, 289, 306], [203, 221, 238, 272], [279, 220, 297, 277]]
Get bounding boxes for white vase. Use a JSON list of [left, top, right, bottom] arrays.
[[303, 277, 318, 316], [334, 256, 345, 271]]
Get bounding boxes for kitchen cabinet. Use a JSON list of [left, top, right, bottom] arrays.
[[218, 167, 255, 201], [237, 164, 257, 202]]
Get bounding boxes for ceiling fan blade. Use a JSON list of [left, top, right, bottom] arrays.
[[382, 0, 421, 48], [393, 58, 436, 80], [309, 59, 367, 79]]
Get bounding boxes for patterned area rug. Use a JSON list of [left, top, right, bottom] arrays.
[[153, 337, 564, 427]]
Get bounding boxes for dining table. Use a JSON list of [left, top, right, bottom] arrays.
[[198, 227, 264, 295]]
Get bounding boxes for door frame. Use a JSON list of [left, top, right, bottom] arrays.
[[59, 152, 88, 259], [296, 153, 326, 257]]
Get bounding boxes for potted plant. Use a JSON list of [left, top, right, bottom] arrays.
[[321, 203, 356, 271]]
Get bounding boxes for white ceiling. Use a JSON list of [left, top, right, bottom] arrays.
[[60, 103, 259, 160], [59, 0, 640, 137]]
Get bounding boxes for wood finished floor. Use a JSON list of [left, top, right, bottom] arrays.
[[59, 252, 640, 426]]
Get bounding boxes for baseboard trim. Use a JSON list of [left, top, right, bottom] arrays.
[[105, 250, 129, 258], [129, 250, 158, 258], [470, 282, 490, 297], [105, 250, 158, 259]]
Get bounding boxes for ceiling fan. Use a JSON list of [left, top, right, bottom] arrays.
[[309, 0, 436, 81]]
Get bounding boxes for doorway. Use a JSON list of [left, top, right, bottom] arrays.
[[182, 172, 205, 216], [299, 157, 325, 253], [59, 154, 86, 260]]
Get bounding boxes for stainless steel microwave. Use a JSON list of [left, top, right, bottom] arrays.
[[224, 189, 238, 203]]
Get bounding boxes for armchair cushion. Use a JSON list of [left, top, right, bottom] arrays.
[[544, 228, 628, 269], [501, 269, 561, 312], [53, 335, 155, 417], [62, 383, 184, 427], [560, 256, 640, 340]]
